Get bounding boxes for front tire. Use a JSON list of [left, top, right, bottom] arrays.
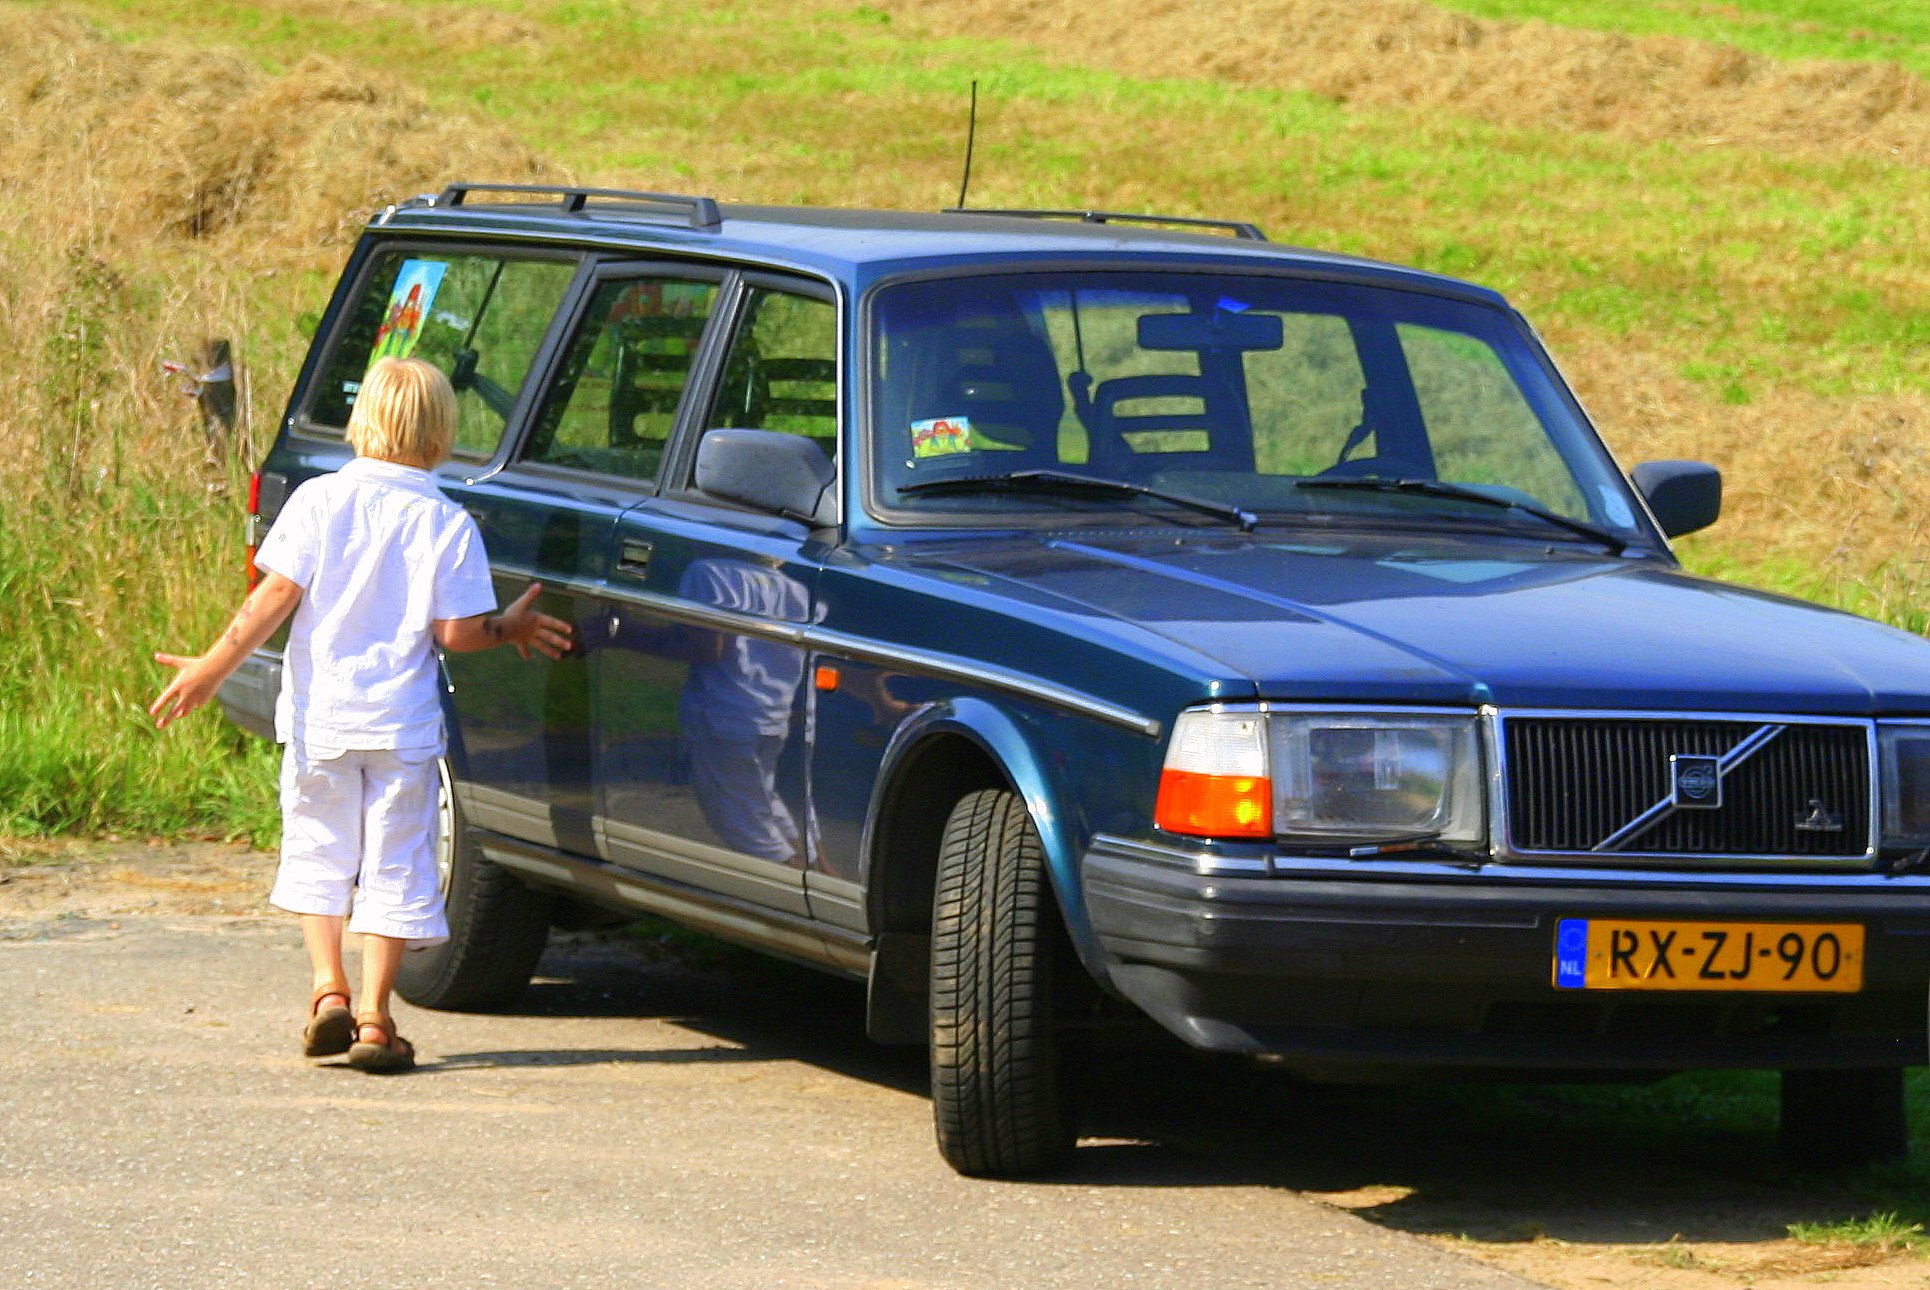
[[929, 787, 1077, 1178], [396, 763, 554, 1011], [1779, 1067, 1909, 1170]]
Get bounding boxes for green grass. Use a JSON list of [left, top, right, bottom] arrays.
[[0, 465, 282, 841], [1788, 1210, 1927, 1251], [1439, 0, 1930, 75]]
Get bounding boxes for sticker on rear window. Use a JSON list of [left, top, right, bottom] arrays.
[[371, 259, 448, 363], [911, 416, 973, 457]]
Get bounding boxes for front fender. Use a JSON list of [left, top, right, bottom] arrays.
[[867, 696, 1108, 972]]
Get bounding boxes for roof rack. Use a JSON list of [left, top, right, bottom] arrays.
[[434, 184, 722, 231], [944, 207, 1267, 242]]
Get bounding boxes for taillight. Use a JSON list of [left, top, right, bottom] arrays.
[[245, 469, 263, 589], [1154, 709, 1272, 838]]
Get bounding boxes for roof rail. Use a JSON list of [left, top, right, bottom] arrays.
[[944, 207, 1267, 242], [435, 184, 723, 231]]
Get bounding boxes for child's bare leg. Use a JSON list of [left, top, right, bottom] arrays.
[[358, 933, 407, 1039], [299, 913, 351, 1007]]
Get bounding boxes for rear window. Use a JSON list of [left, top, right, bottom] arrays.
[[308, 248, 578, 459]]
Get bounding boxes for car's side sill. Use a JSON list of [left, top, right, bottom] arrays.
[[471, 827, 870, 980]]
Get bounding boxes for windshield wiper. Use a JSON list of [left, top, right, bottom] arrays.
[[900, 469, 1258, 531], [1346, 833, 1488, 866], [1295, 476, 1627, 553]]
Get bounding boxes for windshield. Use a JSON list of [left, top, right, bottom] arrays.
[[869, 271, 1647, 542]]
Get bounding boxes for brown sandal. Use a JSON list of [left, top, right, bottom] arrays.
[[346, 1012, 416, 1073], [302, 984, 355, 1057]]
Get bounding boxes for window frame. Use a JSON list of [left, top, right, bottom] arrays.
[[659, 271, 843, 510], [506, 259, 737, 492]]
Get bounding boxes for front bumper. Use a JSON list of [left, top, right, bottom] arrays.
[[216, 649, 280, 741], [1082, 834, 1930, 1073]]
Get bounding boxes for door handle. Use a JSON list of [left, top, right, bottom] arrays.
[[616, 538, 653, 577]]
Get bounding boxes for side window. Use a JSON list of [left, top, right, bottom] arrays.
[[705, 287, 839, 453], [523, 276, 720, 481], [309, 248, 577, 458]]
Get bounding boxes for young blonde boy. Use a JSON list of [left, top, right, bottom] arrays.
[[151, 356, 571, 1072]]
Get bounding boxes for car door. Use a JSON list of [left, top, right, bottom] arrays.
[[298, 240, 590, 840], [593, 274, 839, 923], [444, 261, 729, 855]]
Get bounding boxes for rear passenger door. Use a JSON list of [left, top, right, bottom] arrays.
[[594, 275, 838, 925], [298, 243, 585, 839]]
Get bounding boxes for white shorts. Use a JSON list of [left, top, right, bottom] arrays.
[[270, 744, 450, 946]]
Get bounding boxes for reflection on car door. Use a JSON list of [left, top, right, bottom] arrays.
[[445, 265, 725, 855], [593, 280, 838, 922]]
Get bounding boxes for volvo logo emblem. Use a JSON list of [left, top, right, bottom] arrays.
[[1670, 753, 1723, 809]]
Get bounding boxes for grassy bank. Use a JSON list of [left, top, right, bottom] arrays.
[[0, 6, 548, 839], [5, 0, 1930, 838]]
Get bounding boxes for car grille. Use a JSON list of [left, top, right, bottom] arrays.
[[1502, 716, 1871, 861]]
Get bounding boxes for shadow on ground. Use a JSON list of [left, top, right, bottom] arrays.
[[430, 930, 1930, 1252]]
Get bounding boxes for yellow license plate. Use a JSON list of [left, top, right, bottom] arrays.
[[1553, 919, 1863, 992]]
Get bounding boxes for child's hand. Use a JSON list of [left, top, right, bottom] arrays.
[[495, 583, 574, 660], [148, 573, 303, 730], [149, 653, 225, 729]]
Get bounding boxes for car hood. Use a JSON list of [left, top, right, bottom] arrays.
[[900, 531, 1930, 715]]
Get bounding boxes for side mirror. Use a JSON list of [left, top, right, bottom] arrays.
[[695, 428, 838, 527], [1631, 460, 1721, 539]]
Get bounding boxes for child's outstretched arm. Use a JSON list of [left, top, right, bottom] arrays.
[[150, 571, 304, 729], [435, 582, 573, 660]]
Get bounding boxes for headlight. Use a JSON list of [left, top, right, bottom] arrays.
[[1156, 707, 1485, 845], [1273, 713, 1484, 843], [1879, 724, 1930, 848]]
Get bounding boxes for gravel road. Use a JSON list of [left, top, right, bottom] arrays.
[[0, 896, 1547, 1290]]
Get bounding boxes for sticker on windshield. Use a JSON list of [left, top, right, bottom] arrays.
[[370, 259, 448, 363], [911, 416, 974, 457]]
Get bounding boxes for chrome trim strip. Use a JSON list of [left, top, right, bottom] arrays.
[[1094, 833, 1930, 890], [496, 564, 1161, 738], [1087, 832, 1272, 877], [490, 564, 602, 600]]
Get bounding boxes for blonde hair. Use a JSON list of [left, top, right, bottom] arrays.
[[346, 356, 458, 466]]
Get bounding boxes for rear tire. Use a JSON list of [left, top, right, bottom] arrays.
[[1779, 1067, 1908, 1170], [930, 787, 1077, 1178], [396, 763, 553, 1012]]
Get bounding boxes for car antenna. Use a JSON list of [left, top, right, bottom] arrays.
[[955, 80, 979, 209]]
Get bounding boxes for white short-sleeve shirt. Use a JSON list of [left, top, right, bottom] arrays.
[[256, 456, 497, 751]]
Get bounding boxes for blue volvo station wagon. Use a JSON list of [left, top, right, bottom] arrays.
[[223, 185, 1930, 1177]]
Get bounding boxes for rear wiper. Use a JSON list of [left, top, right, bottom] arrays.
[[1295, 476, 1627, 553], [900, 469, 1258, 531]]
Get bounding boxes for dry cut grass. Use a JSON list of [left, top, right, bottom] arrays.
[[0, 4, 555, 837], [877, 0, 1930, 166]]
